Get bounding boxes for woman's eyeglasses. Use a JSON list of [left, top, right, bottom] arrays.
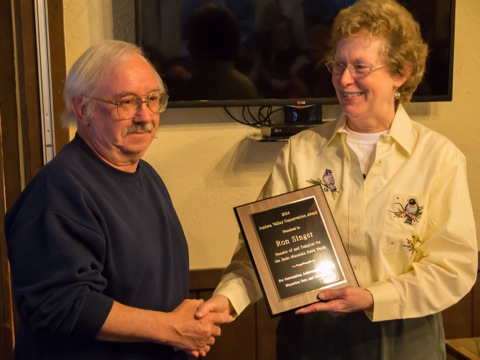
[[325, 61, 387, 78]]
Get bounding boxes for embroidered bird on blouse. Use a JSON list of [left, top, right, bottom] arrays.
[[322, 169, 337, 192], [404, 199, 419, 225]]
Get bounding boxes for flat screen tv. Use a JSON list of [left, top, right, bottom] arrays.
[[135, 0, 455, 109]]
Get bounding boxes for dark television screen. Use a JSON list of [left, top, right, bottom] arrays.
[[135, 0, 455, 108]]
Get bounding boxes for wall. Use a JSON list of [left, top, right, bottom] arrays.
[[63, 0, 480, 270]]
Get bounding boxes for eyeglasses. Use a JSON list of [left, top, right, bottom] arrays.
[[84, 91, 169, 119], [325, 61, 387, 78]]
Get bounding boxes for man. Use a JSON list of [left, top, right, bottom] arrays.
[[5, 39, 232, 359]]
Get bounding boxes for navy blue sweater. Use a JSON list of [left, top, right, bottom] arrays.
[[5, 134, 189, 359]]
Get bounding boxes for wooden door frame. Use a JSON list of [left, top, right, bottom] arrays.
[[0, 1, 68, 358]]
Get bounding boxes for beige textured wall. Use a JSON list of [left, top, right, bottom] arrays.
[[63, 1, 113, 67], [64, 0, 480, 270]]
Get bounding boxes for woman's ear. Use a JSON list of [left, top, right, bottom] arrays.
[[394, 66, 411, 89], [70, 97, 89, 126]]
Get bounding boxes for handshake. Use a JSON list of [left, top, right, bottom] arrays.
[[162, 295, 233, 358], [96, 294, 234, 358], [96, 278, 372, 358], [165, 285, 374, 357]]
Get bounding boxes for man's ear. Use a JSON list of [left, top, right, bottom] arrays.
[[71, 97, 89, 126]]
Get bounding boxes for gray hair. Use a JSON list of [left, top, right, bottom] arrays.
[[61, 39, 165, 127]]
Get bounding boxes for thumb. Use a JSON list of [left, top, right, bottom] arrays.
[[195, 302, 210, 319], [318, 289, 336, 301]]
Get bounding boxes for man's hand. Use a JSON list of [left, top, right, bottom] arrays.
[[295, 287, 373, 316], [96, 298, 233, 358]]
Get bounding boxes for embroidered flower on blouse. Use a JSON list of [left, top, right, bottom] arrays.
[[403, 234, 422, 255], [390, 198, 423, 225], [308, 169, 339, 200]]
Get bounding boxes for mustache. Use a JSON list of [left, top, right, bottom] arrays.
[[121, 123, 154, 137]]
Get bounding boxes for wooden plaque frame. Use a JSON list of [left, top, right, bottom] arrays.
[[234, 185, 358, 316]]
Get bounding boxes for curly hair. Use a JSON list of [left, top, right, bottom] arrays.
[[326, 0, 428, 102]]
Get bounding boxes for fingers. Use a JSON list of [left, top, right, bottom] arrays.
[[317, 288, 343, 301], [172, 296, 234, 357], [195, 295, 231, 319], [207, 336, 216, 346], [185, 349, 207, 358], [214, 325, 222, 337], [191, 337, 213, 357], [295, 303, 321, 315], [295, 287, 373, 315], [184, 338, 213, 357], [210, 312, 234, 326], [176, 308, 228, 355], [187, 298, 205, 308], [176, 299, 205, 316], [199, 346, 209, 357], [185, 350, 200, 357], [295, 289, 346, 314]]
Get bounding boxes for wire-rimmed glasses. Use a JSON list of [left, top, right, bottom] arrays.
[[325, 61, 387, 78], [84, 91, 169, 119]]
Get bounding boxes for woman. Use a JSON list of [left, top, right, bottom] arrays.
[[197, 1, 478, 359]]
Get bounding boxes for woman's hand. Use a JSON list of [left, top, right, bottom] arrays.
[[295, 286, 373, 316], [195, 295, 234, 319]]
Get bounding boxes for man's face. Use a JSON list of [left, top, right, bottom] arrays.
[[78, 54, 162, 171]]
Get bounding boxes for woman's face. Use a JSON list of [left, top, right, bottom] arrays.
[[332, 32, 406, 130]]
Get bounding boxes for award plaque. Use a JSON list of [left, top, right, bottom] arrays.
[[234, 185, 358, 317]]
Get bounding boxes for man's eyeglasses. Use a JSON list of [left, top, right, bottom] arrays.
[[325, 61, 387, 78], [83, 91, 169, 119]]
